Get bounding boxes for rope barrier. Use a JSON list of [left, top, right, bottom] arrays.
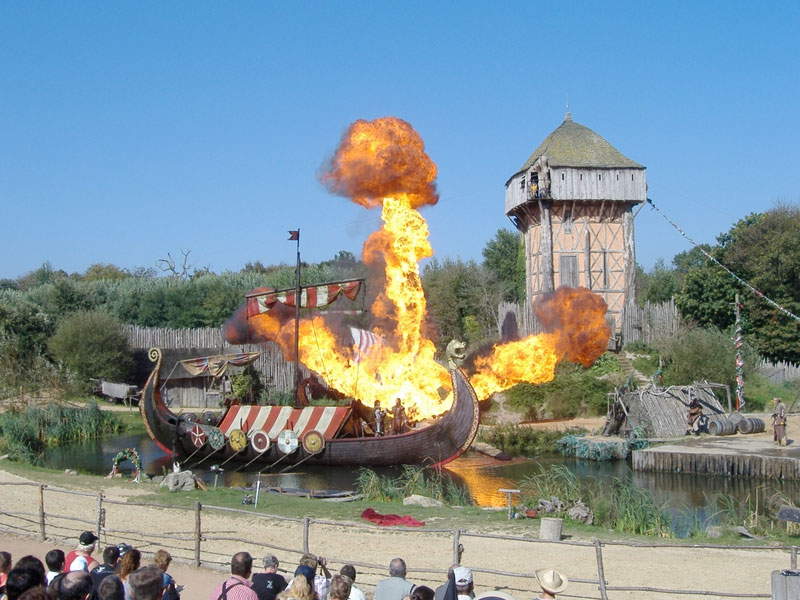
[[646, 198, 800, 323]]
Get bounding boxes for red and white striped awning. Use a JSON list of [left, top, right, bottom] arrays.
[[218, 405, 351, 441], [247, 281, 361, 317]]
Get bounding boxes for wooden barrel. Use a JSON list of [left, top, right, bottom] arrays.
[[708, 416, 736, 436], [738, 417, 765, 434], [729, 412, 745, 427]]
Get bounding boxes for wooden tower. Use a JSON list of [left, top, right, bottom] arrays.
[[505, 112, 646, 342]]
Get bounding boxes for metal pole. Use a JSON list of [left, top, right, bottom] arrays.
[[194, 501, 202, 568], [254, 478, 261, 509], [294, 229, 301, 402], [303, 517, 310, 554], [594, 539, 609, 600], [792, 546, 798, 570], [38, 485, 46, 541]]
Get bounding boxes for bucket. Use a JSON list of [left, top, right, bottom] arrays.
[[540, 517, 563, 541]]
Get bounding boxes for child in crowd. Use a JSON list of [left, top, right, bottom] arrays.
[[44, 550, 65, 585]]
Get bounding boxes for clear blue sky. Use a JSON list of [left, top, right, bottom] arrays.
[[2, 2, 798, 280]]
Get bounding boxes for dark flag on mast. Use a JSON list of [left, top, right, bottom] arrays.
[[288, 230, 299, 241]]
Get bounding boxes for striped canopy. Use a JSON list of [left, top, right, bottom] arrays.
[[247, 281, 361, 317], [218, 405, 351, 441]]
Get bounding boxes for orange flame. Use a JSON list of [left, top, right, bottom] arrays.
[[231, 118, 610, 419], [469, 287, 611, 396]]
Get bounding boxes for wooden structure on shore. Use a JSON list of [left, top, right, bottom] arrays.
[[505, 112, 646, 343], [633, 437, 800, 480], [604, 383, 727, 438]]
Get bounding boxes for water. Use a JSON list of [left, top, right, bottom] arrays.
[[42, 433, 800, 535]]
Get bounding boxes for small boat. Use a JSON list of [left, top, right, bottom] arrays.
[[140, 347, 480, 470]]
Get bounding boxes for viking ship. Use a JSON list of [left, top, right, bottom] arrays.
[[140, 347, 481, 470]]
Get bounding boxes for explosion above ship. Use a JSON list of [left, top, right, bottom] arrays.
[[225, 117, 610, 419]]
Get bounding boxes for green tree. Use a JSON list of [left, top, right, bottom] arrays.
[[48, 310, 134, 386], [83, 263, 131, 281], [640, 258, 679, 304], [482, 229, 524, 303]]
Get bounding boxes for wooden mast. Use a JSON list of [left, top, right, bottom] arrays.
[[291, 229, 301, 402]]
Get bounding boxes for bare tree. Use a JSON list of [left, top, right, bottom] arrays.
[[157, 249, 194, 279]]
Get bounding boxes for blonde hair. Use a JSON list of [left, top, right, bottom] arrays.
[[279, 574, 314, 600], [329, 575, 352, 600], [153, 549, 172, 572]]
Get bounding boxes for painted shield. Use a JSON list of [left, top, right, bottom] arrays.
[[302, 430, 325, 454], [229, 428, 247, 452], [250, 430, 271, 454], [189, 424, 206, 448], [277, 429, 299, 455], [207, 426, 225, 450]]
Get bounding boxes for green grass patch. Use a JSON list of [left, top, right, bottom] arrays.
[[478, 425, 585, 457], [355, 465, 472, 506]]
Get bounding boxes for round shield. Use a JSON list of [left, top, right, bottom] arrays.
[[229, 428, 248, 452], [201, 411, 219, 426], [302, 430, 325, 454], [189, 424, 206, 448], [277, 429, 299, 455], [207, 427, 225, 450], [250, 430, 271, 454], [183, 412, 199, 424]]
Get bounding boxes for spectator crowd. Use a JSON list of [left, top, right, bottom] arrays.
[[0, 532, 567, 600]]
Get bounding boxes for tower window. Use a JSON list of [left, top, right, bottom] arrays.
[[631, 174, 634, 181], [561, 173, 565, 180], [598, 174, 602, 181], [616, 174, 619, 181], [580, 174, 583, 181]]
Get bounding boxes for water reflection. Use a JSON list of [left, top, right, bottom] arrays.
[[42, 434, 800, 520]]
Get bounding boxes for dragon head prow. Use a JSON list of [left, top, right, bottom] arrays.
[[446, 339, 467, 370]]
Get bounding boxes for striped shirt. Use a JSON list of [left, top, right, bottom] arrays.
[[210, 576, 259, 600]]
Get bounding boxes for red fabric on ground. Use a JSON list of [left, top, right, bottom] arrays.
[[360, 508, 425, 527]]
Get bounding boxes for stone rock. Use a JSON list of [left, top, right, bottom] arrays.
[[150, 476, 164, 485], [537, 496, 564, 514], [160, 471, 196, 492], [706, 526, 724, 538], [403, 494, 444, 508], [567, 501, 593, 525], [64, 469, 78, 476]]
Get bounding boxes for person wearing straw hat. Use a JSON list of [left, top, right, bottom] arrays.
[[534, 569, 567, 600]]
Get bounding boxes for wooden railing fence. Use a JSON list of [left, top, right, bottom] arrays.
[[0, 482, 794, 599]]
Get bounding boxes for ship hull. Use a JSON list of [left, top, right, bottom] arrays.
[[140, 348, 480, 469]]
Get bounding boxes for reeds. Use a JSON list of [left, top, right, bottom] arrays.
[[519, 465, 673, 537], [355, 465, 473, 506], [0, 402, 123, 463]]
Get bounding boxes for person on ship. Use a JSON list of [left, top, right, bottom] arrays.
[[391, 399, 407, 435], [373, 402, 387, 436]]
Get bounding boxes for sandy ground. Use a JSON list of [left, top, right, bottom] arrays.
[[0, 461, 793, 600]]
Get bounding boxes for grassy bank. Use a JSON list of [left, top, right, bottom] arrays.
[[0, 401, 144, 464], [1, 459, 797, 547]]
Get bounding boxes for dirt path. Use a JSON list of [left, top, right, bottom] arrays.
[[0, 466, 790, 600]]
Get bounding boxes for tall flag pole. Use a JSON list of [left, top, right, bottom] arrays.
[[733, 292, 745, 412], [289, 229, 300, 403]]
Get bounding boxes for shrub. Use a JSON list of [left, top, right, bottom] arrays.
[[48, 310, 133, 388], [478, 425, 585, 457]]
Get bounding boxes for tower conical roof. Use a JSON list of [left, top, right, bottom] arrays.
[[516, 114, 644, 174]]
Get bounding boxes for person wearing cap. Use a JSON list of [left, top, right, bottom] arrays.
[[277, 567, 314, 600], [295, 554, 331, 600], [452, 567, 473, 600], [251, 554, 287, 600], [64, 532, 100, 573], [209, 553, 258, 600], [534, 569, 568, 600], [374, 558, 415, 600]]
